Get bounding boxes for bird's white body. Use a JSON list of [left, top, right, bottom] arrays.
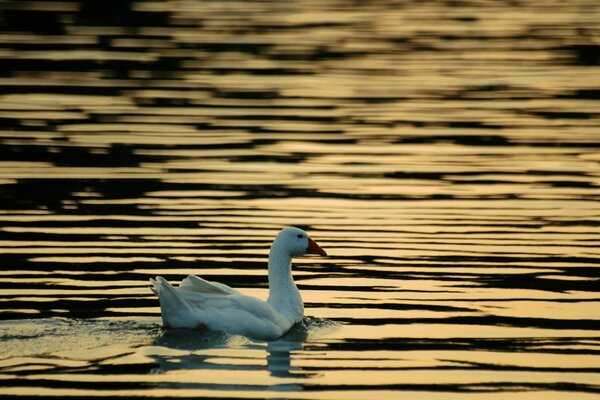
[[150, 227, 327, 340]]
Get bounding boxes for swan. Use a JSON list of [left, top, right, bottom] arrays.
[[150, 227, 327, 340]]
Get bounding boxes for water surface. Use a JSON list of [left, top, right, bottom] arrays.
[[0, 0, 599, 398]]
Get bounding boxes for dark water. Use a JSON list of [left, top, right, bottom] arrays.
[[0, 0, 599, 398]]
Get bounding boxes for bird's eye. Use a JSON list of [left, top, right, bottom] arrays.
[[297, 234, 304, 239]]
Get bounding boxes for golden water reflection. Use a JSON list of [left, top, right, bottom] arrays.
[[1, 0, 599, 398]]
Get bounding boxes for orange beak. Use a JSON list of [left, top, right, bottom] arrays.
[[306, 237, 327, 256]]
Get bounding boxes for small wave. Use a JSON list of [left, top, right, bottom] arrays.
[[0, 318, 160, 358], [281, 316, 340, 341], [153, 315, 339, 350]]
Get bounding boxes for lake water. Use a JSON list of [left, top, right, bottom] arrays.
[[0, 0, 599, 398]]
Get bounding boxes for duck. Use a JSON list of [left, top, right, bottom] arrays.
[[150, 227, 327, 340]]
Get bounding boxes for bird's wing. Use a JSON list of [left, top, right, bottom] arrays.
[[150, 275, 291, 338], [178, 289, 290, 338], [179, 274, 241, 295]]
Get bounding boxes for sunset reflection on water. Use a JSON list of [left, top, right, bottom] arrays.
[[0, 0, 599, 398]]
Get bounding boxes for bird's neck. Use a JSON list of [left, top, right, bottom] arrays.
[[267, 243, 303, 323]]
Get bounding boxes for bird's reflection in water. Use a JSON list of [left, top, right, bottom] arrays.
[[151, 317, 335, 385], [266, 340, 304, 378]]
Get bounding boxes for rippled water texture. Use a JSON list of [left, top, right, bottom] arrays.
[[0, 0, 599, 398]]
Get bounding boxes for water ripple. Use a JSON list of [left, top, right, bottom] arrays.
[[0, 0, 599, 398]]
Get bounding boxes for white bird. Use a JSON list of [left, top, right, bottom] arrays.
[[150, 227, 327, 340]]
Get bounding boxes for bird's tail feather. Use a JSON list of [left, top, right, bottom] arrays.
[[149, 277, 161, 295], [150, 276, 198, 328]]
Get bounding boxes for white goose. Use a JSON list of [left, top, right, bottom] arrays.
[[150, 227, 327, 340]]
